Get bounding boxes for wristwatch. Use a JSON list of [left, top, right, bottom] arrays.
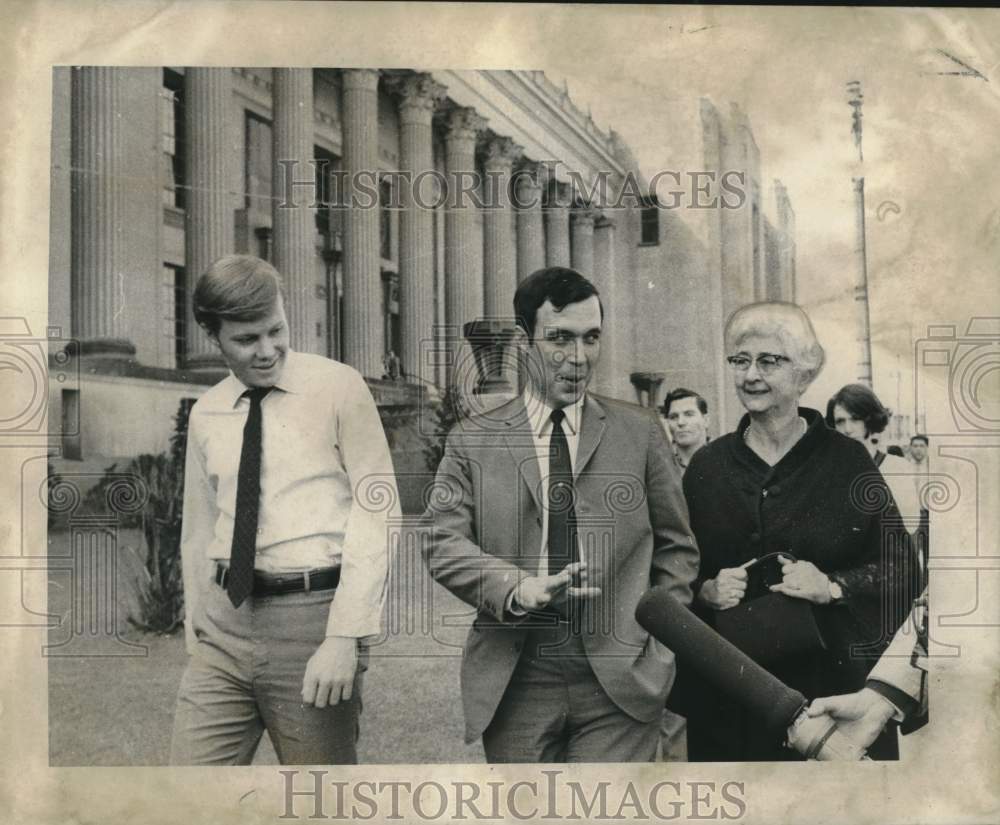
[[827, 576, 844, 604]]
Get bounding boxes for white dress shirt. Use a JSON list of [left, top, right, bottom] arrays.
[[180, 350, 398, 647]]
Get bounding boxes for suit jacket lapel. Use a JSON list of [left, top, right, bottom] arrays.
[[502, 402, 543, 513], [575, 394, 607, 479]]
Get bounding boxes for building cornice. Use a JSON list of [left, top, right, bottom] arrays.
[[431, 70, 632, 184]]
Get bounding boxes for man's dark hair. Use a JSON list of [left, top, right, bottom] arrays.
[[910, 434, 929, 446], [513, 266, 603, 340], [825, 383, 891, 437], [661, 387, 708, 417], [887, 445, 905, 457]]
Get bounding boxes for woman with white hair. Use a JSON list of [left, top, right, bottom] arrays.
[[676, 302, 916, 761]]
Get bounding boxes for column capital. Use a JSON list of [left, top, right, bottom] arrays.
[[514, 157, 547, 179], [341, 68, 380, 92], [446, 107, 488, 145], [482, 136, 522, 172], [513, 164, 543, 209], [594, 212, 616, 230], [572, 208, 597, 229], [390, 73, 447, 122], [397, 73, 446, 109], [546, 180, 571, 209]]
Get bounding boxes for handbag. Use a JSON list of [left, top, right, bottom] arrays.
[[713, 552, 827, 667]]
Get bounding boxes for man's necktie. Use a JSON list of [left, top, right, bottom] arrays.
[[547, 407, 577, 578], [227, 386, 272, 607]]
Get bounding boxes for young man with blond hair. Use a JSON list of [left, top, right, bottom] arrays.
[[170, 254, 397, 765]]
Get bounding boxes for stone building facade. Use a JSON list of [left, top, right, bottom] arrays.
[[629, 98, 797, 429], [48, 67, 795, 465]]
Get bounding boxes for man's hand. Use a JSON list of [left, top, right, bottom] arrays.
[[512, 562, 601, 611], [698, 558, 754, 610], [302, 635, 358, 708], [806, 688, 897, 749], [770, 555, 831, 604]]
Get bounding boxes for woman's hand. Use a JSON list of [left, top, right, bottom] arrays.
[[698, 559, 755, 610], [770, 555, 831, 604]]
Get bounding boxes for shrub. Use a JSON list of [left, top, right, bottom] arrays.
[[421, 386, 465, 475], [128, 398, 195, 634], [71, 399, 195, 634]]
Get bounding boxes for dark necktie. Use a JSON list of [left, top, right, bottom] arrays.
[[227, 386, 272, 607], [547, 407, 577, 577]]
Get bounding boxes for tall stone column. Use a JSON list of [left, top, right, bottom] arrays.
[[444, 107, 487, 382], [341, 69, 382, 378], [183, 68, 232, 369], [514, 162, 545, 282], [592, 214, 615, 293], [70, 67, 135, 357], [593, 215, 616, 389], [393, 73, 446, 380], [482, 137, 521, 320], [271, 68, 314, 353], [545, 182, 570, 268], [571, 208, 596, 277]]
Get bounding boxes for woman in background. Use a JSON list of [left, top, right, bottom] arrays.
[[826, 383, 921, 525]]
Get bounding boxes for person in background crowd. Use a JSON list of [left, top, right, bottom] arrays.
[[679, 301, 917, 761], [826, 383, 921, 525], [907, 434, 931, 586], [657, 387, 711, 761], [909, 434, 929, 468], [661, 388, 711, 475]]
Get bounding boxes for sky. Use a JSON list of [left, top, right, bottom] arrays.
[[535, 6, 1000, 428]]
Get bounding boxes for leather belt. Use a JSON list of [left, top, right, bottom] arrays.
[[214, 563, 340, 597]]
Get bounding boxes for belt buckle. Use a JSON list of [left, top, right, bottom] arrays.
[[303, 570, 311, 593]]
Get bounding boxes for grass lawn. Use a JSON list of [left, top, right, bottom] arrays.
[[45, 527, 930, 766], [47, 527, 484, 765]]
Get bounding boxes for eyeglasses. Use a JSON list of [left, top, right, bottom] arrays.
[[725, 353, 792, 375]]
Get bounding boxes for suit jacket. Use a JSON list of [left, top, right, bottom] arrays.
[[423, 393, 699, 743], [867, 588, 928, 733]]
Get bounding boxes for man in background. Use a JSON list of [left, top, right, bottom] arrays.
[[909, 434, 929, 469], [908, 434, 931, 587], [661, 388, 711, 475], [658, 387, 710, 761]]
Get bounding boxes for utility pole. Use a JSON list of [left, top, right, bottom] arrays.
[[847, 80, 873, 386]]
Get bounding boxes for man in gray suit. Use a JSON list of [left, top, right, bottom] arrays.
[[423, 266, 699, 762]]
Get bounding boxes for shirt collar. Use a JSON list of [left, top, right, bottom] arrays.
[[221, 350, 303, 409], [672, 443, 689, 470], [523, 387, 585, 438]]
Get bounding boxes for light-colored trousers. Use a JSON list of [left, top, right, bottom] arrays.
[[170, 575, 365, 765]]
